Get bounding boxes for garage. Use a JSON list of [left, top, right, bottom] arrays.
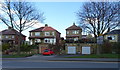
[[82, 46, 91, 54], [67, 46, 76, 54]]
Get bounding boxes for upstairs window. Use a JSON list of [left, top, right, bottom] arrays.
[[30, 32, 32, 36], [35, 32, 40, 36], [72, 30, 79, 34], [45, 32, 50, 36], [12, 35, 14, 38], [67, 31, 69, 34], [5, 36, 8, 38], [52, 32, 55, 36]]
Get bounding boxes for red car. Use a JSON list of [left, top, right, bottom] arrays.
[[42, 49, 54, 55]]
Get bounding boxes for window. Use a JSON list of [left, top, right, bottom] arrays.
[[107, 36, 115, 40], [45, 32, 50, 36], [48, 40, 50, 42], [44, 38, 55, 44], [5, 36, 8, 38], [72, 30, 79, 34], [52, 32, 55, 36], [12, 35, 14, 38], [35, 32, 40, 36], [44, 39, 50, 43], [0, 35, 1, 39], [44, 38, 48, 43], [52, 39, 54, 43], [45, 40, 47, 43], [74, 38, 78, 41], [67, 31, 69, 34], [30, 32, 32, 36], [35, 39, 41, 43]]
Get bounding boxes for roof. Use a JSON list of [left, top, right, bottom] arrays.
[[29, 27, 44, 32], [29, 25, 60, 33], [66, 23, 82, 30], [0, 28, 26, 37], [105, 29, 120, 35]]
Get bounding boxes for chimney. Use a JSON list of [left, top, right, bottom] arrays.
[[8, 26, 13, 29], [45, 24, 48, 27], [73, 22, 75, 25]]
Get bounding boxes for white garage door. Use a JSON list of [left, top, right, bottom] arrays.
[[82, 47, 91, 54], [68, 46, 76, 54]]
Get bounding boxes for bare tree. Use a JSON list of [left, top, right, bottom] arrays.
[[77, 2, 119, 38], [0, 0, 45, 54], [0, 0, 14, 28]]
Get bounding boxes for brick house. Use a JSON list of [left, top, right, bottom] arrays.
[[66, 23, 82, 41], [29, 24, 61, 53], [0, 27, 26, 46], [65, 23, 95, 54]]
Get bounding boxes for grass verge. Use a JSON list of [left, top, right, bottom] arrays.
[[2, 54, 34, 58], [65, 54, 120, 58]]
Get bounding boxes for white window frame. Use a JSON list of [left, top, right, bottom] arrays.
[[5, 36, 8, 38], [35, 32, 40, 36], [12, 35, 14, 38], [72, 30, 79, 34], [30, 32, 32, 36], [52, 32, 55, 36], [44, 38, 49, 43], [44, 38, 56, 44], [74, 38, 78, 41], [35, 39, 41, 43], [45, 32, 50, 36], [67, 31, 69, 34]]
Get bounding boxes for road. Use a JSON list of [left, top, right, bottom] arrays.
[[2, 55, 120, 70]]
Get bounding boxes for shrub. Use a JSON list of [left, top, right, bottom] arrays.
[[101, 41, 120, 54], [2, 43, 10, 51], [101, 42, 112, 54], [20, 44, 38, 52]]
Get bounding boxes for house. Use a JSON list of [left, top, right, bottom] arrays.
[[104, 29, 120, 42], [66, 23, 82, 41], [29, 24, 61, 53], [0, 27, 26, 46], [29, 24, 61, 45], [65, 23, 82, 54], [65, 23, 96, 55]]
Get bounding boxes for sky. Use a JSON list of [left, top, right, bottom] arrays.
[[33, 2, 83, 37], [0, 2, 84, 40]]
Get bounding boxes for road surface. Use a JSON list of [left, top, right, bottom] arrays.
[[2, 55, 120, 70]]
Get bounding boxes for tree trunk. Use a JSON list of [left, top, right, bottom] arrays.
[[17, 31, 22, 55], [96, 45, 100, 55]]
